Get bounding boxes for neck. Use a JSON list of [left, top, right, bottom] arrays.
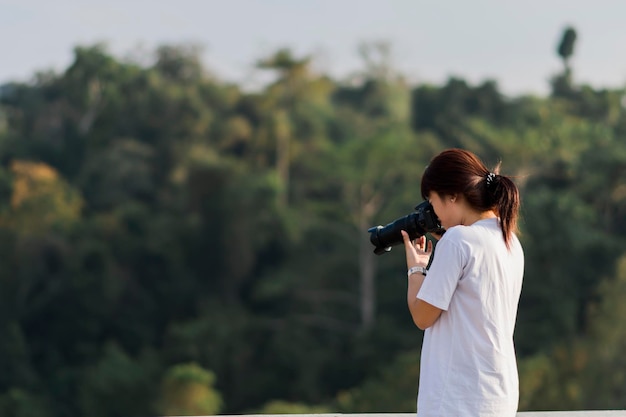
[[462, 210, 497, 226]]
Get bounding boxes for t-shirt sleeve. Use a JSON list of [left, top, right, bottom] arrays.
[[417, 235, 465, 311]]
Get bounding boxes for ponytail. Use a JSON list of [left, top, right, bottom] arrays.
[[488, 169, 520, 249]]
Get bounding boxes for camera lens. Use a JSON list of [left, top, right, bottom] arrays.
[[367, 202, 444, 255]]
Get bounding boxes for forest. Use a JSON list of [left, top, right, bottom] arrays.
[[0, 27, 625, 417]]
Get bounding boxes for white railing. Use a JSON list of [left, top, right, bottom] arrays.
[[195, 412, 626, 417]]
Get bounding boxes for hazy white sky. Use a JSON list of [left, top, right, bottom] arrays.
[[2, 0, 626, 96]]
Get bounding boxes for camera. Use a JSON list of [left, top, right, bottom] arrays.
[[367, 201, 445, 255]]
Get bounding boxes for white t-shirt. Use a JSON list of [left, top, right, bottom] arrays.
[[416, 218, 524, 417]]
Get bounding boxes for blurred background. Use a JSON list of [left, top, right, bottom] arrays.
[[1, 1, 625, 416]]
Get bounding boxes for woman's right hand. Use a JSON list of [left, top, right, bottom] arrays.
[[400, 230, 433, 270]]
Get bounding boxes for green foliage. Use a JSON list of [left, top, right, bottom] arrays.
[[517, 253, 626, 411], [335, 350, 420, 412], [0, 39, 625, 416], [78, 343, 159, 417], [0, 388, 49, 417], [158, 362, 223, 416], [78, 138, 156, 210], [258, 400, 331, 414], [557, 27, 578, 65], [1, 160, 83, 234], [580, 254, 626, 409], [517, 345, 586, 410]]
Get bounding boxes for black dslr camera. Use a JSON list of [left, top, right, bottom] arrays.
[[367, 201, 445, 255]]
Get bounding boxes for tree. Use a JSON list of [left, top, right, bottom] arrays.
[[256, 48, 334, 207], [78, 343, 158, 417], [77, 138, 156, 210], [0, 388, 50, 417], [154, 44, 206, 82], [557, 26, 577, 74], [0, 161, 82, 234], [552, 26, 578, 96], [335, 350, 420, 412], [581, 254, 626, 408], [158, 362, 223, 416]]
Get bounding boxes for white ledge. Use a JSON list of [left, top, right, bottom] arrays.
[[197, 412, 626, 417]]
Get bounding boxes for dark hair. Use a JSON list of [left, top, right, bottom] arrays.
[[420, 148, 520, 248]]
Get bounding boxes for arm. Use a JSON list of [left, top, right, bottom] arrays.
[[401, 231, 443, 330], [407, 272, 443, 330]]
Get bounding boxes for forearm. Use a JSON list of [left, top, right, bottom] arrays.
[[407, 272, 426, 323], [401, 232, 442, 329], [407, 270, 442, 330]]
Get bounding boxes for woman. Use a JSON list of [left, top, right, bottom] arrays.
[[401, 148, 524, 417]]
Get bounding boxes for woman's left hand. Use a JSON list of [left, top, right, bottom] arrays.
[[400, 231, 433, 269]]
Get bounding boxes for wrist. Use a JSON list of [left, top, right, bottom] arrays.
[[407, 265, 428, 276]]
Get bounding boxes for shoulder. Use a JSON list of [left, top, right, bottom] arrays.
[[435, 226, 472, 259], [438, 220, 499, 251], [439, 224, 475, 246]]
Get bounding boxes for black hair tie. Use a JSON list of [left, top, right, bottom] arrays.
[[485, 172, 498, 192]]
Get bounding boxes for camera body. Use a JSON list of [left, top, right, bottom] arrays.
[[367, 201, 445, 255]]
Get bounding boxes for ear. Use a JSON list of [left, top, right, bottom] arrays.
[[449, 193, 458, 203]]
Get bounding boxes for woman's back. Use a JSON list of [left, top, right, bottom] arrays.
[[416, 218, 524, 417]]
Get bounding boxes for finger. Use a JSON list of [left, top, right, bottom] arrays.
[[400, 230, 411, 244], [401, 231, 417, 264]]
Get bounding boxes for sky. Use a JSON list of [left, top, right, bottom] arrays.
[[2, 0, 626, 97]]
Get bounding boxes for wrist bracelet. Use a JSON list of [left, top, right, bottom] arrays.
[[407, 266, 427, 276]]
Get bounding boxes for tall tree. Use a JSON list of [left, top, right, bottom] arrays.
[[552, 26, 578, 96], [257, 49, 333, 207], [557, 26, 578, 74]]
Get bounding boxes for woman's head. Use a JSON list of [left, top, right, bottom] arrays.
[[420, 148, 520, 247]]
